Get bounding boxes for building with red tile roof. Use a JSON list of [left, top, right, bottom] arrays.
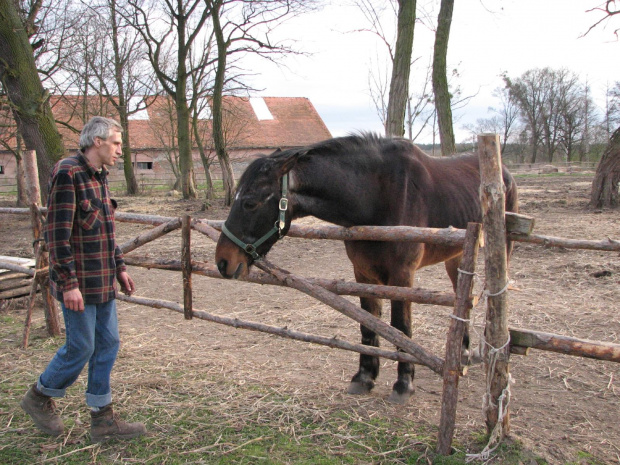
[[0, 95, 332, 189]]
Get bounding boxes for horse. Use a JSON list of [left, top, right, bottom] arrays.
[[215, 133, 519, 404]]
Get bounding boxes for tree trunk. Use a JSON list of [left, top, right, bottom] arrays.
[[15, 135, 28, 206], [176, 86, 197, 200], [385, 0, 416, 137], [193, 119, 215, 201], [0, 0, 65, 203], [15, 153, 29, 207], [590, 126, 620, 209], [211, 0, 235, 205], [432, 0, 456, 156], [110, 0, 139, 195]]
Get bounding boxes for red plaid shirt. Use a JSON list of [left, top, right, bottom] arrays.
[[45, 153, 126, 304]]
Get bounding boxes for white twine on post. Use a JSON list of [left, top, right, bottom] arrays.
[[465, 281, 514, 463]]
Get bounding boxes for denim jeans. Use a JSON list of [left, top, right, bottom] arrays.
[[37, 299, 120, 408]]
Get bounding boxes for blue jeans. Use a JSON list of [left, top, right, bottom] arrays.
[[37, 300, 120, 408]]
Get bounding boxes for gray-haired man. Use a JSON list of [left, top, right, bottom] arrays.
[[21, 116, 146, 442]]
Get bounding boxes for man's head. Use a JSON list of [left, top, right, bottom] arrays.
[[80, 117, 123, 169]]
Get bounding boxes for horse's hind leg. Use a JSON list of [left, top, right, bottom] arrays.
[[348, 295, 382, 395], [445, 256, 473, 364], [387, 297, 415, 404]]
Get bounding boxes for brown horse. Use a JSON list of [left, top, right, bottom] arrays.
[[215, 133, 518, 404]]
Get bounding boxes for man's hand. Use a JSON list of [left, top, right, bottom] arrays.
[[63, 288, 85, 312], [118, 271, 136, 295]]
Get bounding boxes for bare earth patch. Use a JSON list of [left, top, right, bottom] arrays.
[[1, 173, 619, 463]]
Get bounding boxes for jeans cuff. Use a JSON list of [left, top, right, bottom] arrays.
[[85, 392, 112, 408], [37, 379, 66, 398]]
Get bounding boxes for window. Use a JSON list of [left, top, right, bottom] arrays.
[[136, 162, 153, 170], [0, 165, 4, 175], [249, 97, 274, 120]]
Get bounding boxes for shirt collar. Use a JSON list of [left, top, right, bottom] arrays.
[[77, 152, 108, 177]]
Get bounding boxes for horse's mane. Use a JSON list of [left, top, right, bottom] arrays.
[[239, 133, 420, 188], [305, 132, 401, 155]]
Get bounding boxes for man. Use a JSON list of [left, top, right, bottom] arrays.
[[21, 116, 146, 443]]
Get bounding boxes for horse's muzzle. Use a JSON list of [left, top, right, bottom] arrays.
[[216, 259, 245, 280], [215, 234, 251, 279]]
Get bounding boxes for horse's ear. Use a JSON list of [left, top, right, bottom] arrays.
[[277, 148, 308, 176]]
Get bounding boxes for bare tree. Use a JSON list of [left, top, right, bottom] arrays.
[[590, 126, 620, 208], [431, 0, 455, 155], [124, 0, 214, 199], [0, 0, 66, 202], [77, 0, 158, 195], [356, 0, 434, 140], [149, 95, 182, 189], [585, 0, 620, 37], [605, 81, 620, 138], [385, 0, 416, 137], [503, 70, 547, 163], [558, 78, 596, 161], [506, 68, 598, 163], [208, 0, 313, 205], [586, 3, 620, 207], [0, 92, 28, 205], [488, 86, 520, 155], [405, 63, 434, 141]]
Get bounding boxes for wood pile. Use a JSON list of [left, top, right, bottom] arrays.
[[0, 256, 36, 300]]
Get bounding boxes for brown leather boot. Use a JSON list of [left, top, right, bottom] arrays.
[[20, 383, 64, 436], [90, 404, 146, 443]]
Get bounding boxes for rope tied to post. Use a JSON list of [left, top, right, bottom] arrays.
[[466, 337, 513, 463], [462, 278, 514, 462]]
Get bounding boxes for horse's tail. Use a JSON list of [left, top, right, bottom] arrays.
[[503, 168, 519, 261]]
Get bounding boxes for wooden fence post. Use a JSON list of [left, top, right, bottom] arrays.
[[182, 215, 193, 320], [23, 150, 61, 337], [478, 134, 511, 437], [437, 222, 482, 455]]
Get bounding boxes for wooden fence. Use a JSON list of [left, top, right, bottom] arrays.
[[1, 138, 619, 457]]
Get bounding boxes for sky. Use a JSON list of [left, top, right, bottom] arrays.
[[244, 0, 619, 144]]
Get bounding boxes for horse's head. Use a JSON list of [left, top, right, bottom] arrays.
[[215, 149, 301, 279]]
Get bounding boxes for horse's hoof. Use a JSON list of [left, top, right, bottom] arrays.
[[387, 389, 413, 405], [464, 347, 483, 365], [347, 381, 373, 395], [388, 381, 414, 404]]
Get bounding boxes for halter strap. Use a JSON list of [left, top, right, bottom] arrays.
[[221, 173, 289, 260]]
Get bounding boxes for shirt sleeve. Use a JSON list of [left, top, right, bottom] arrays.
[[115, 244, 126, 274], [45, 169, 79, 292]]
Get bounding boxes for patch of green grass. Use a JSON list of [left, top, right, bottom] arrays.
[[564, 451, 608, 465]]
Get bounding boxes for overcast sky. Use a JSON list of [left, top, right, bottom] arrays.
[[244, 0, 619, 144]]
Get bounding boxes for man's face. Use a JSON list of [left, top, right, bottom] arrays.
[[94, 130, 123, 167]]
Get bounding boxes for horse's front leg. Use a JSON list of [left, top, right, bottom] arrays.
[[387, 298, 415, 404], [348, 295, 382, 395]]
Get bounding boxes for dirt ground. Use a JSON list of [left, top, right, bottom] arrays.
[[1, 173, 619, 463]]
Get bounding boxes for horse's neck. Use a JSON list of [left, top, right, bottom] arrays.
[[288, 160, 376, 227]]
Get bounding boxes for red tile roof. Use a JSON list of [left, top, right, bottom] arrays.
[[48, 95, 332, 154]]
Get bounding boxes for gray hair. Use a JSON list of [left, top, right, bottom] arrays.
[[79, 116, 123, 151]]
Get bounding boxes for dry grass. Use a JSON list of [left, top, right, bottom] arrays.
[[1, 173, 619, 464], [1, 304, 509, 464]]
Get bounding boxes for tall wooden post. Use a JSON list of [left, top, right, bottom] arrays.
[[182, 215, 193, 320], [478, 134, 511, 436], [23, 150, 61, 337], [437, 222, 482, 455]]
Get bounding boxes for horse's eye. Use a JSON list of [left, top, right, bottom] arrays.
[[243, 200, 259, 211]]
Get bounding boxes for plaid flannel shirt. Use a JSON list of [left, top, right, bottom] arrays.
[[45, 153, 126, 304]]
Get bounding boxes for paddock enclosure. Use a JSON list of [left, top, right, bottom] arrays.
[[1, 150, 620, 462]]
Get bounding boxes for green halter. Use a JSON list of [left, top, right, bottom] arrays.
[[220, 174, 289, 260]]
